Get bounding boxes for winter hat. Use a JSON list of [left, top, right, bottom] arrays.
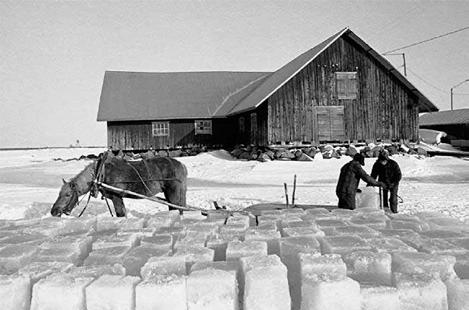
[[353, 153, 365, 166], [378, 150, 389, 161]]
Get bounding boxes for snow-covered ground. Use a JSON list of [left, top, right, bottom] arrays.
[[0, 147, 468, 221]]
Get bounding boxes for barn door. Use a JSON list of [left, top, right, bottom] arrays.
[[315, 106, 345, 141]]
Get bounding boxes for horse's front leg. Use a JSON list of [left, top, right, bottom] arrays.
[[110, 195, 127, 217]]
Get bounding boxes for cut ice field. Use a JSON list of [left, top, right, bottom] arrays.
[[0, 148, 468, 309]]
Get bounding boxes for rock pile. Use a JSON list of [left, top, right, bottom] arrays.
[[229, 142, 428, 162]]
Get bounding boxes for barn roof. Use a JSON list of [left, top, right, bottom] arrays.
[[227, 28, 437, 115], [98, 28, 438, 122], [419, 108, 469, 126], [97, 71, 271, 121]]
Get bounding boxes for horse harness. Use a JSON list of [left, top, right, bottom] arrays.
[[78, 152, 182, 217]]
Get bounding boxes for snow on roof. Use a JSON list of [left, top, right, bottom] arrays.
[[420, 108, 469, 126]]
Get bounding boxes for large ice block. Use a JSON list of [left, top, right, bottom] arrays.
[[448, 238, 469, 250], [206, 234, 240, 261], [18, 261, 74, 284], [342, 251, 392, 285], [445, 279, 469, 310], [315, 219, 350, 228], [453, 253, 469, 279], [86, 274, 141, 310], [388, 219, 430, 232], [67, 264, 126, 278], [419, 238, 468, 256], [122, 246, 171, 276], [420, 230, 465, 240], [279, 236, 321, 310], [392, 252, 458, 281], [174, 231, 208, 249], [32, 246, 82, 265], [0, 233, 47, 246], [321, 235, 372, 255], [84, 246, 131, 266], [140, 255, 186, 279], [226, 240, 268, 263], [140, 234, 173, 250], [360, 285, 399, 310], [190, 260, 238, 274], [244, 227, 281, 255], [281, 226, 325, 238], [173, 246, 214, 271], [96, 217, 127, 232], [187, 268, 238, 310], [299, 253, 347, 281], [393, 272, 448, 310], [146, 211, 180, 228], [0, 274, 31, 310], [331, 225, 380, 237], [57, 217, 97, 235], [301, 275, 361, 310], [182, 211, 206, 221], [0, 244, 38, 274], [91, 233, 140, 250], [119, 218, 146, 231], [31, 273, 94, 310], [356, 186, 380, 209], [40, 234, 93, 262], [366, 237, 417, 253], [136, 274, 187, 310], [219, 224, 248, 238], [241, 255, 290, 310]]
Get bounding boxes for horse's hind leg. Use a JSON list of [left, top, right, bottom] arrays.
[[163, 181, 186, 214], [110, 195, 127, 217]]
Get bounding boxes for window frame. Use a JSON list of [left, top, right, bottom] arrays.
[[152, 121, 170, 137], [194, 119, 213, 135]]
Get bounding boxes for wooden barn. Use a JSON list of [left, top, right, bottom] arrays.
[[420, 108, 469, 142], [97, 28, 438, 150]]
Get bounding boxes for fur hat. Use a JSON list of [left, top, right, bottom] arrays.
[[378, 150, 389, 161], [353, 153, 365, 166]]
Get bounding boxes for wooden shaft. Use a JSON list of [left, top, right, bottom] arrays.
[[284, 183, 289, 208], [292, 174, 297, 206], [95, 181, 254, 217], [96, 181, 195, 211]]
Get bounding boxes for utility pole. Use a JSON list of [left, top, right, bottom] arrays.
[[383, 53, 407, 76], [450, 79, 469, 110]]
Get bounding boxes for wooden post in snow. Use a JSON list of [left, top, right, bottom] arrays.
[[284, 183, 289, 208], [292, 174, 297, 206]]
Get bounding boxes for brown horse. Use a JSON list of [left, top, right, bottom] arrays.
[[51, 155, 187, 217]]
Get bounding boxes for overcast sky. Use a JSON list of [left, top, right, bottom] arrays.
[[1, 0, 468, 148]]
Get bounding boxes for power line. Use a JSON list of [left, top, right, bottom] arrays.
[[406, 68, 448, 94], [383, 26, 469, 54]]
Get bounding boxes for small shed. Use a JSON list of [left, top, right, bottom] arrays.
[[419, 108, 469, 143], [97, 28, 438, 150]]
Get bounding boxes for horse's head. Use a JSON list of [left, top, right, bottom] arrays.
[[51, 179, 79, 217]]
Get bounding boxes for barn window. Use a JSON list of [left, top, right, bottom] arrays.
[[335, 72, 358, 100], [194, 120, 212, 135], [152, 121, 169, 136]]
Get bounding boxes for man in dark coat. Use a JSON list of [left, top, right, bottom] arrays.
[[371, 150, 402, 213], [336, 153, 384, 210]]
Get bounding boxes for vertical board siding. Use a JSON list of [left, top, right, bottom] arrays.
[[107, 119, 234, 150], [267, 36, 419, 144]]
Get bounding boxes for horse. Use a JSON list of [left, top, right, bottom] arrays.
[[50, 154, 187, 217]]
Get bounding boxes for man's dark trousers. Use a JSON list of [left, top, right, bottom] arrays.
[[337, 193, 356, 210], [383, 184, 399, 213]]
